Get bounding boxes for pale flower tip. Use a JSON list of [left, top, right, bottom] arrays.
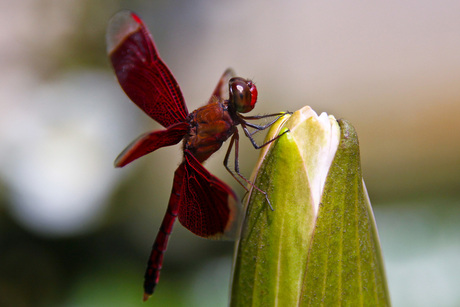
[[283, 107, 341, 214]]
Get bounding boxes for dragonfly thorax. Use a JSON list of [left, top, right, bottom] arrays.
[[185, 101, 236, 163]]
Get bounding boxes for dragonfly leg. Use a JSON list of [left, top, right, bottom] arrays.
[[223, 131, 275, 211], [240, 122, 290, 150], [240, 111, 291, 132]]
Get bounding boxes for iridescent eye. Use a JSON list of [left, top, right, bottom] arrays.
[[229, 78, 258, 113]]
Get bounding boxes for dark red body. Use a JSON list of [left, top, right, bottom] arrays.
[[187, 101, 236, 162], [107, 10, 269, 300]]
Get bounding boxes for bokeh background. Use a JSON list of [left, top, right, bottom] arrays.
[[1, 1, 459, 306]]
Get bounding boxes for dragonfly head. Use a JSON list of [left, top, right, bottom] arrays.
[[229, 77, 258, 113]]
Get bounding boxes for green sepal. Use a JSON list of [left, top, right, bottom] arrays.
[[299, 119, 390, 306]]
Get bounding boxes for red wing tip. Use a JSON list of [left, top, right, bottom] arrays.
[[113, 154, 127, 167], [113, 158, 126, 168], [223, 68, 236, 78], [106, 10, 142, 55], [130, 12, 142, 24]]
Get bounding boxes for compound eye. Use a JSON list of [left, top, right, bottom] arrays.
[[229, 78, 257, 113]]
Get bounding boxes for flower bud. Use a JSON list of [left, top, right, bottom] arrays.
[[231, 106, 390, 306]]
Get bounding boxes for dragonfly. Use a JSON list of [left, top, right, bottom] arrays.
[[107, 10, 287, 301]]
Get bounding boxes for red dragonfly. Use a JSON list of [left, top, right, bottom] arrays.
[[107, 10, 287, 301]]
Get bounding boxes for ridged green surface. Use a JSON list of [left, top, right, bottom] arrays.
[[299, 119, 390, 306], [231, 124, 316, 306], [231, 110, 390, 306]]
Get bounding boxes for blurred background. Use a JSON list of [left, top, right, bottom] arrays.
[[1, 0, 459, 306]]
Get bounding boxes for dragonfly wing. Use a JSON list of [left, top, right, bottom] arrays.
[[178, 150, 240, 240], [114, 122, 188, 167], [107, 11, 189, 127], [208, 68, 235, 104]]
